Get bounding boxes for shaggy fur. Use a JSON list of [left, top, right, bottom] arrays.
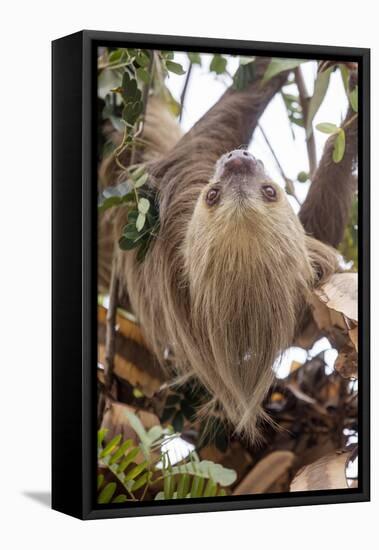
[[99, 57, 349, 441]]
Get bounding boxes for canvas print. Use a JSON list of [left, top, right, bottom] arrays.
[[96, 48, 359, 505]]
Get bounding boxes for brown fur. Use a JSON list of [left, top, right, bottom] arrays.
[[99, 57, 347, 441]]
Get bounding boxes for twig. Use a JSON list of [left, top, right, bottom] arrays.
[[294, 66, 317, 177], [130, 52, 155, 168], [104, 249, 119, 396], [258, 123, 300, 205], [179, 61, 193, 122]]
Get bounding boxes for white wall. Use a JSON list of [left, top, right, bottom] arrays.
[[0, 1, 376, 548]]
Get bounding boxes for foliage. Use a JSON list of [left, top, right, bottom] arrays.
[[232, 58, 256, 90], [97, 48, 186, 260], [98, 164, 159, 262], [281, 88, 304, 135], [305, 67, 333, 137], [316, 122, 346, 163], [262, 58, 307, 83], [312, 64, 358, 163], [97, 410, 236, 503], [160, 384, 230, 453]]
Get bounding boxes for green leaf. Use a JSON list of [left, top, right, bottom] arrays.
[[127, 210, 139, 223], [136, 235, 153, 263], [177, 474, 190, 498], [170, 459, 237, 486], [131, 164, 146, 179], [134, 172, 149, 188], [203, 479, 217, 497], [112, 494, 128, 503], [97, 429, 108, 447], [190, 475, 201, 497], [161, 51, 174, 60], [121, 72, 137, 100], [123, 409, 152, 457], [136, 51, 150, 68], [333, 129, 346, 163], [98, 482, 116, 504], [263, 58, 306, 83], [233, 61, 256, 90], [97, 474, 105, 490], [108, 49, 126, 64], [136, 67, 150, 84], [122, 101, 143, 125], [138, 197, 150, 214], [210, 54, 227, 75], [117, 447, 140, 473], [164, 473, 175, 499], [147, 425, 163, 443], [136, 213, 146, 232], [166, 60, 186, 75], [316, 122, 339, 134], [188, 52, 202, 65], [109, 439, 133, 464], [193, 476, 205, 497], [119, 236, 140, 251], [306, 67, 332, 137], [349, 86, 358, 112], [124, 461, 148, 481], [100, 434, 122, 458], [131, 472, 149, 492], [339, 64, 350, 95]]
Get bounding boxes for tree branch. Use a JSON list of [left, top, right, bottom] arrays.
[[179, 61, 193, 122], [104, 250, 120, 396]]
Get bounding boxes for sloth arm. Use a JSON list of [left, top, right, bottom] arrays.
[[299, 106, 357, 248], [152, 57, 290, 178]]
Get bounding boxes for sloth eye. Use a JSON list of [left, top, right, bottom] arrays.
[[205, 187, 221, 206], [261, 185, 277, 201]]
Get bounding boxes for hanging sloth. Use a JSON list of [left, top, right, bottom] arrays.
[[99, 57, 357, 441]]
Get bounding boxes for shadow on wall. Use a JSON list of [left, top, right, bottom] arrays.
[[22, 491, 51, 508]]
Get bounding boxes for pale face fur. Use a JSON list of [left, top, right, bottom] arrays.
[[181, 151, 314, 438]]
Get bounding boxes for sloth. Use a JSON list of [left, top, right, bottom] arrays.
[[99, 57, 357, 441]]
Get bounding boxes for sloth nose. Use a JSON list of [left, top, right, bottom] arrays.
[[222, 150, 257, 174]]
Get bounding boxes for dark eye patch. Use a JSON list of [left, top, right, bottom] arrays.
[[206, 187, 221, 206], [261, 184, 277, 202]]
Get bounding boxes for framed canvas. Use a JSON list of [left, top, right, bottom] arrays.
[[52, 30, 370, 520]]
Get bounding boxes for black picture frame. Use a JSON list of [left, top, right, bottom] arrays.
[[52, 30, 370, 520]]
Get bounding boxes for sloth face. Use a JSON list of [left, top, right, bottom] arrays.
[[203, 149, 287, 217], [185, 148, 306, 274]]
